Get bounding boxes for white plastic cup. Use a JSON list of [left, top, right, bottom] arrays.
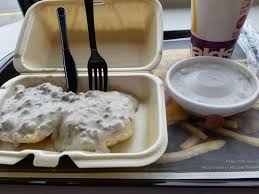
[[191, 0, 253, 58]]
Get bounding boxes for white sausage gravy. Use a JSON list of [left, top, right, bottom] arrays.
[[0, 83, 138, 152]]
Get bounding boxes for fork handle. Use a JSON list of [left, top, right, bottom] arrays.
[[57, 7, 69, 50], [84, 0, 97, 50]]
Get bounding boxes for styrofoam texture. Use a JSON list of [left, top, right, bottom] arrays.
[[13, 0, 163, 73], [1, 0, 167, 168], [166, 56, 259, 117], [0, 73, 167, 168]]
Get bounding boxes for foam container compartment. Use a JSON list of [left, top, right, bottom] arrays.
[[0, 0, 167, 168], [14, 0, 162, 72]]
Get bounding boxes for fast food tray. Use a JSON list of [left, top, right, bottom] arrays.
[[1, 38, 259, 187]]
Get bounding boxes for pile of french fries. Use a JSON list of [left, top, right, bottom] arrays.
[[153, 67, 259, 164]]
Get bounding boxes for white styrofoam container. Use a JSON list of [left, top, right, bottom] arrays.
[[0, 0, 167, 168]]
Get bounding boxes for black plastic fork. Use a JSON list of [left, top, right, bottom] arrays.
[[84, 0, 108, 91]]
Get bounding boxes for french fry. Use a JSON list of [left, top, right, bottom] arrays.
[[199, 115, 224, 130], [156, 140, 225, 163], [211, 128, 259, 147], [223, 119, 238, 129], [181, 122, 208, 140], [253, 105, 259, 110], [166, 101, 189, 124], [180, 135, 200, 149], [152, 68, 167, 79], [236, 110, 259, 134]]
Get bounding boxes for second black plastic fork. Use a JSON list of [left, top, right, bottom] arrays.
[[84, 0, 108, 91]]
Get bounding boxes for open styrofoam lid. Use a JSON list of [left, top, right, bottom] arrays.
[[13, 0, 163, 73]]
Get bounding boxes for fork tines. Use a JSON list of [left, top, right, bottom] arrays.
[[88, 50, 108, 92]]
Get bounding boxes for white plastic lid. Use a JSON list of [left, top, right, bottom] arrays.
[[13, 0, 163, 74]]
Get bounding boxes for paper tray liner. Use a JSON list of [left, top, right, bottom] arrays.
[[1, 49, 259, 180]]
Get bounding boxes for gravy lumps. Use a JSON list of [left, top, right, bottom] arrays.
[[0, 83, 138, 152], [54, 91, 138, 152], [0, 83, 63, 144]]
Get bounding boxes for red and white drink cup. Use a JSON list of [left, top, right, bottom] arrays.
[[191, 0, 253, 58]]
